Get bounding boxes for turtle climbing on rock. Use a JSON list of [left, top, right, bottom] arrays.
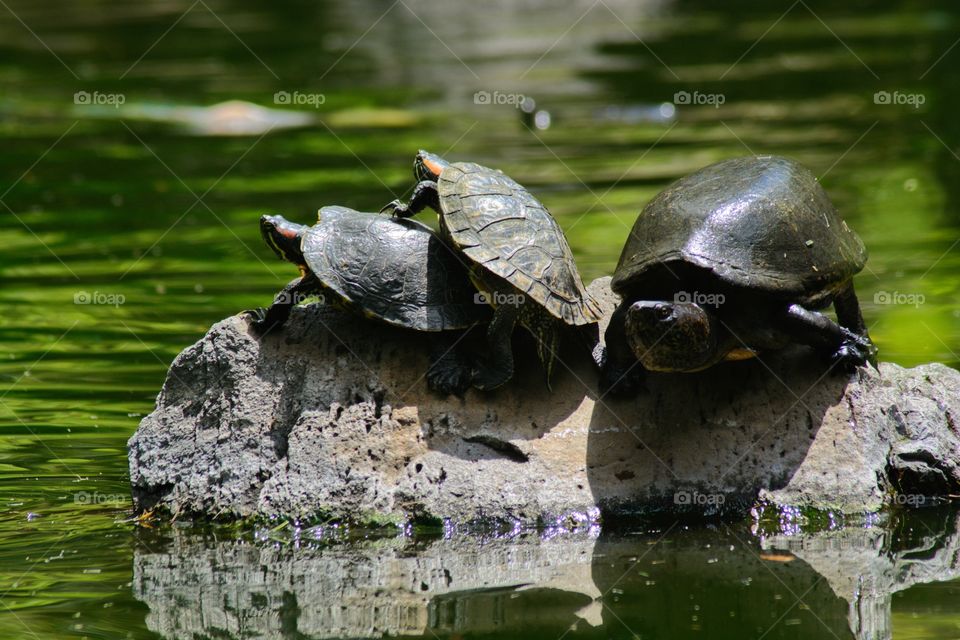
[[600, 155, 877, 396], [381, 150, 602, 390], [248, 206, 491, 395]]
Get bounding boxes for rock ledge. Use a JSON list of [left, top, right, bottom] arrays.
[[128, 278, 960, 524]]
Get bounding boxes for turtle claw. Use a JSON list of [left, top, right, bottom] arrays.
[[591, 343, 607, 370], [426, 362, 472, 396], [831, 330, 878, 373], [244, 308, 281, 337], [242, 307, 266, 323], [379, 199, 407, 217], [469, 362, 513, 392]]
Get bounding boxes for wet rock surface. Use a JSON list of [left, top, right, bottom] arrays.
[[128, 278, 960, 524]]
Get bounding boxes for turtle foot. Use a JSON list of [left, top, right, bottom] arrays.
[[243, 308, 283, 337], [426, 361, 473, 396], [591, 342, 607, 370], [598, 363, 646, 398], [379, 199, 409, 217], [470, 365, 512, 392], [831, 330, 878, 373]]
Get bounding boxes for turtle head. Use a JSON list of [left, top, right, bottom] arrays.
[[414, 149, 449, 182], [624, 301, 720, 372], [260, 214, 306, 267]]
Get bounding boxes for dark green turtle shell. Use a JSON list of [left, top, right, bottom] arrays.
[[435, 162, 601, 326], [301, 206, 489, 331], [612, 155, 867, 303]]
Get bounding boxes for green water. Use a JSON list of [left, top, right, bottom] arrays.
[[2, 0, 960, 637]]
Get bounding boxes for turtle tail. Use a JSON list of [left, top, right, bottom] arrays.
[[533, 318, 560, 390], [583, 291, 604, 324]]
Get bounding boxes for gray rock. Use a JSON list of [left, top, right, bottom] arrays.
[[128, 277, 960, 524]]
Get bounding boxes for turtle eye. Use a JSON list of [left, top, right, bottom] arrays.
[[656, 305, 672, 321]]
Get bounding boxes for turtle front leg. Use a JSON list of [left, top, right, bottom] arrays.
[[833, 283, 877, 367], [426, 330, 475, 396], [598, 302, 646, 397], [472, 302, 520, 390], [245, 274, 317, 337], [380, 180, 441, 218], [782, 299, 876, 371]]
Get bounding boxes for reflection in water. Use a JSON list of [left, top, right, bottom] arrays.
[[133, 529, 601, 639], [133, 510, 960, 640], [762, 511, 960, 640], [80, 100, 317, 136]]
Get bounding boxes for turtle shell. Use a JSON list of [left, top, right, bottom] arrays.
[[611, 155, 867, 302], [435, 162, 601, 326], [301, 206, 489, 331]]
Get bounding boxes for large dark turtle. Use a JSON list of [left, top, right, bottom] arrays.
[[248, 206, 491, 395], [381, 150, 602, 389], [600, 155, 877, 395]]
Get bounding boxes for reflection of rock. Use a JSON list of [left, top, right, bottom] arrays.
[[133, 530, 599, 640], [594, 511, 960, 640], [129, 278, 960, 524], [762, 512, 960, 640], [134, 511, 960, 640], [593, 526, 856, 639]]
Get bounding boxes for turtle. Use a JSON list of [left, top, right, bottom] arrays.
[[380, 150, 602, 389], [247, 206, 491, 395], [599, 155, 877, 396]]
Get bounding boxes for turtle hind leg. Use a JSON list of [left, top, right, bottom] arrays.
[[530, 313, 560, 391], [380, 180, 440, 218], [472, 303, 519, 390], [426, 331, 474, 396]]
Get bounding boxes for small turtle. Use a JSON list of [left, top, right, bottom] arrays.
[[600, 155, 877, 395], [248, 206, 491, 395], [381, 150, 601, 389]]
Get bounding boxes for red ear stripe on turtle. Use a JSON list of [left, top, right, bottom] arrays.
[[415, 150, 446, 181], [420, 156, 444, 177], [277, 225, 300, 240]]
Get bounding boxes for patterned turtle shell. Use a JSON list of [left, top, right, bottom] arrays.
[[435, 163, 601, 326]]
